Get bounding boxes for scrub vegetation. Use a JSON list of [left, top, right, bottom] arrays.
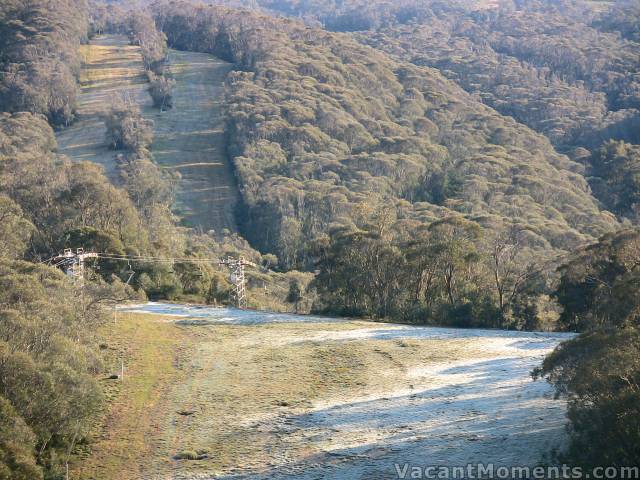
[[1, 0, 639, 475]]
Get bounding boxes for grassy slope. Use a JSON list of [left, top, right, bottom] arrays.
[[71, 313, 190, 479], [149, 322, 461, 477], [152, 49, 238, 232], [71, 314, 476, 480], [56, 35, 151, 176], [73, 312, 526, 479], [56, 34, 239, 233]]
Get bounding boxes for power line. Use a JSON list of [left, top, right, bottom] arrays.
[[95, 254, 219, 264], [45, 249, 259, 308]]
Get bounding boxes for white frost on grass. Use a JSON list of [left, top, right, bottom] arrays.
[[302, 350, 565, 462], [233, 333, 570, 479], [119, 302, 344, 325], [290, 325, 571, 347], [128, 302, 572, 480]]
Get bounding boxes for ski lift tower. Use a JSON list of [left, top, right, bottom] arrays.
[[51, 248, 98, 285], [219, 256, 256, 308]]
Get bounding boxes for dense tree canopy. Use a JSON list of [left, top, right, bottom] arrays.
[[554, 229, 640, 332], [589, 141, 640, 219], [231, 0, 640, 221], [153, 1, 618, 278], [0, 0, 88, 125], [0, 260, 107, 477], [537, 229, 640, 467]]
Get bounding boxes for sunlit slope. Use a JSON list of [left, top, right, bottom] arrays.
[[56, 35, 238, 233], [56, 35, 151, 175], [152, 49, 238, 232], [73, 305, 571, 479]]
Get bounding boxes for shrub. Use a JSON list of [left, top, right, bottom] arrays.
[[0, 397, 42, 480], [536, 328, 640, 466], [147, 72, 175, 110], [174, 450, 207, 460], [104, 97, 153, 152]]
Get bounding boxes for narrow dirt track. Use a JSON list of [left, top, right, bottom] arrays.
[[56, 34, 238, 233]]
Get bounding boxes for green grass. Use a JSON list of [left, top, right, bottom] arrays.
[[71, 313, 188, 479]]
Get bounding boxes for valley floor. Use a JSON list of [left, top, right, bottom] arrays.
[[75, 304, 572, 479]]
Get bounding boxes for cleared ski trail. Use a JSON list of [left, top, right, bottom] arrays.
[[55, 35, 150, 176], [111, 303, 572, 480], [152, 50, 237, 232], [56, 35, 238, 233]]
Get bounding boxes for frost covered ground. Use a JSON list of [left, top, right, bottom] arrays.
[[115, 303, 573, 479]]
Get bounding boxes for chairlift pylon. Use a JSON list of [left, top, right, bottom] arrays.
[[125, 261, 135, 285]]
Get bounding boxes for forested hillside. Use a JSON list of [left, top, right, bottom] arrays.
[[1, 0, 639, 474], [151, 1, 619, 327], [0, 0, 88, 125], [246, 0, 640, 220], [160, 2, 618, 251]]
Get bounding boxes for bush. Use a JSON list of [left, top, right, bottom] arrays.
[[147, 72, 175, 110], [128, 12, 168, 73], [0, 261, 106, 477], [536, 328, 640, 466], [0, 397, 42, 480], [0, 1, 87, 126], [174, 450, 207, 460], [537, 230, 640, 466], [104, 97, 153, 152]]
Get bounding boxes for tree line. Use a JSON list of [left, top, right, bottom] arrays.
[[0, 0, 88, 126], [0, 3, 298, 477], [311, 208, 561, 330]]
